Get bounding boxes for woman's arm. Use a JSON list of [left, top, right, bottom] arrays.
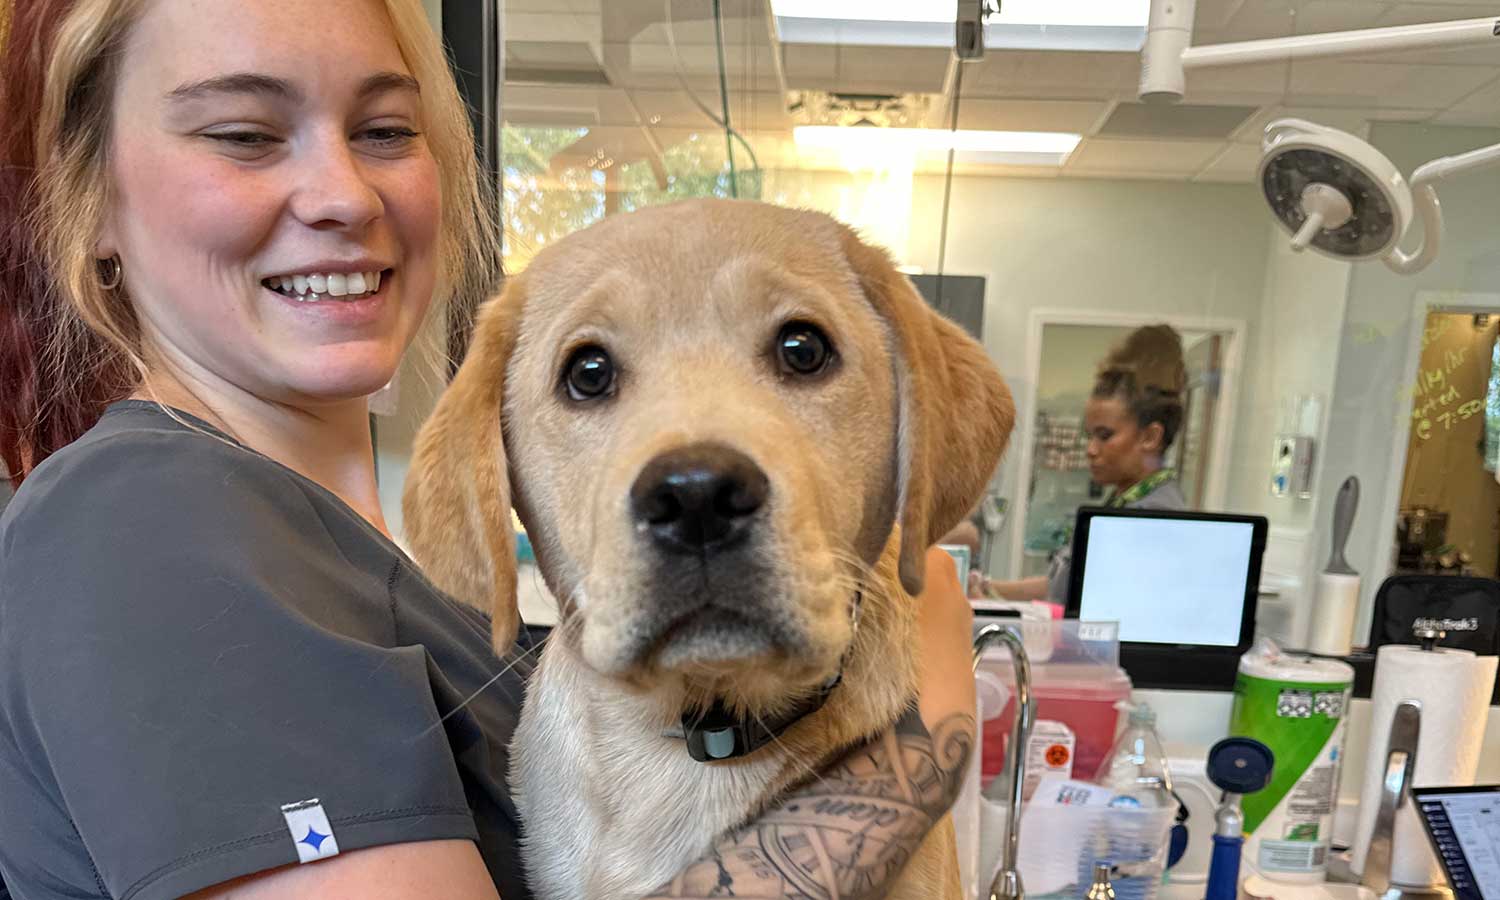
[[178, 547, 973, 900], [647, 546, 977, 899], [984, 573, 1049, 601], [183, 841, 501, 900]]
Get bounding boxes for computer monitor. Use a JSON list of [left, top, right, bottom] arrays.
[[1414, 785, 1500, 900], [1066, 507, 1267, 690]]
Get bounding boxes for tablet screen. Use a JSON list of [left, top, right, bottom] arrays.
[[1076, 515, 1255, 647]]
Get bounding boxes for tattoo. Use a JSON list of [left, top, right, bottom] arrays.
[[646, 708, 975, 899]]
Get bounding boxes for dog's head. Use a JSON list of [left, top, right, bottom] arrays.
[[405, 199, 1012, 704]]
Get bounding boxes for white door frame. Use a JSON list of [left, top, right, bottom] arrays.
[[1007, 308, 1247, 579], [1369, 291, 1500, 617]]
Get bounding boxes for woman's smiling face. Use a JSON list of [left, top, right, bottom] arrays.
[[98, 0, 443, 406]]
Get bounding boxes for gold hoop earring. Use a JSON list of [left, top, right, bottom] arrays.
[[97, 255, 123, 290]]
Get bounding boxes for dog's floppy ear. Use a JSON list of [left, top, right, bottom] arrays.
[[838, 225, 1015, 597], [403, 284, 524, 652]]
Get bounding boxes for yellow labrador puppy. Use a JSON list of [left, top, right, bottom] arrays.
[[405, 199, 1012, 899]]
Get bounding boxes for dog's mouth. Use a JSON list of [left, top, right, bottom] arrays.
[[645, 604, 783, 674]]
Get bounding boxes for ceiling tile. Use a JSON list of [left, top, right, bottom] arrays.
[[833, 45, 951, 94], [1194, 0, 1258, 32], [1284, 60, 1495, 108], [1064, 138, 1225, 174], [951, 99, 1109, 134], [781, 44, 838, 83], [968, 51, 1139, 100], [1097, 102, 1260, 139], [613, 42, 782, 92], [1062, 168, 1206, 181], [1228, 104, 1431, 142], [632, 15, 769, 48], [1193, 142, 1265, 181], [1290, 0, 1397, 33], [1182, 62, 1295, 104], [1432, 74, 1500, 125], [507, 11, 601, 43], [1220, 1, 1313, 42]]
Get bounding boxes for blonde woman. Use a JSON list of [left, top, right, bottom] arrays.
[[0, 1, 976, 898]]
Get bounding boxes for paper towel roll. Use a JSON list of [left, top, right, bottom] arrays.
[[1351, 645, 1498, 886], [1307, 572, 1359, 656]]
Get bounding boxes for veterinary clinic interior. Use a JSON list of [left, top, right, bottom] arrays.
[[8, 0, 1500, 898]]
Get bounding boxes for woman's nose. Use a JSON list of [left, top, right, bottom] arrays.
[[289, 138, 383, 230]]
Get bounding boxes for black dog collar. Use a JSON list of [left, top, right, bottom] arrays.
[[676, 590, 862, 763], [681, 672, 842, 762]]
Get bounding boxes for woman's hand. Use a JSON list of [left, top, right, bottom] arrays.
[[645, 545, 977, 900]]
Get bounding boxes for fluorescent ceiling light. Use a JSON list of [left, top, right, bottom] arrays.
[[794, 126, 1080, 166], [771, 0, 1149, 52]]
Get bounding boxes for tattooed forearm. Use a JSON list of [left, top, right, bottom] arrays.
[[646, 708, 975, 899]]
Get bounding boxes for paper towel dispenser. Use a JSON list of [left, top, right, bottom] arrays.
[[1366, 574, 1500, 705]]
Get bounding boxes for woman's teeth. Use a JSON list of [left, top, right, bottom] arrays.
[[264, 270, 384, 301]]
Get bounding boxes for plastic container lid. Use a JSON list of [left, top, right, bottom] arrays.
[[1237, 636, 1354, 684]]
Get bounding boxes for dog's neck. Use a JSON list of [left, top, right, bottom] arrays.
[[669, 587, 862, 762], [553, 537, 918, 776]]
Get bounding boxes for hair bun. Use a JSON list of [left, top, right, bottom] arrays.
[[1098, 324, 1186, 396]]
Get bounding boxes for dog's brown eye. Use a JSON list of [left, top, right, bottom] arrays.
[[777, 323, 833, 376], [564, 346, 615, 400]]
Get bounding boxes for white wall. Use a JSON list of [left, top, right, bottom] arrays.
[[1319, 122, 1500, 640], [1036, 324, 1128, 414], [1228, 231, 1353, 531]]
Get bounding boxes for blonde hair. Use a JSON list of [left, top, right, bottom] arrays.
[[28, 0, 497, 426]]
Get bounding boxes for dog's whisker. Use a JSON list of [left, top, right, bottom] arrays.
[[411, 613, 581, 742], [413, 653, 532, 741]]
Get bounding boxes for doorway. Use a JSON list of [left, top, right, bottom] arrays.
[[1008, 312, 1244, 579], [1393, 309, 1500, 577]]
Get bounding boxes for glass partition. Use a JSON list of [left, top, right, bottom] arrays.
[[377, 0, 1500, 652]]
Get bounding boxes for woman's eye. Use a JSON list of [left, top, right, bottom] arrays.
[[777, 322, 834, 377], [206, 131, 281, 148], [360, 126, 420, 148], [564, 346, 616, 401]]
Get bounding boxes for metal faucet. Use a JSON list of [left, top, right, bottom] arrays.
[[1328, 699, 1451, 899], [972, 623, 1035, 900], [1329, 624, 1456, 899]]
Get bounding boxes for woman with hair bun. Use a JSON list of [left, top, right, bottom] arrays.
[[986, 324, 1188, 603]]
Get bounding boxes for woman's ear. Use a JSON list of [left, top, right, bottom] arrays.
[[1140, 421, 1166, 454], [95, 210, 119, 260]]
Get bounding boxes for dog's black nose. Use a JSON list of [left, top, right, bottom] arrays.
[[630, 444, 769, 554]]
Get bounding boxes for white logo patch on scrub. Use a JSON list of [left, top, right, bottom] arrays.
[[281, 798, 340, 863]]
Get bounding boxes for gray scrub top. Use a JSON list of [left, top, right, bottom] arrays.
[[1045, 479, 1188, 603], [0, 402, 532, 900]]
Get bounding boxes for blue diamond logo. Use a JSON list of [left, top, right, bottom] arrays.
[[299, 827, 330, 852]]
